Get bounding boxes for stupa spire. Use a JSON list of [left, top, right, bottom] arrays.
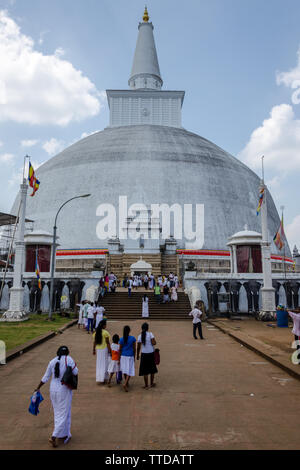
[[128, 8, 163, 90], [143, 6, 149, 23]]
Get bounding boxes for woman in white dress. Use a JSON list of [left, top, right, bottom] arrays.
[[34, 345, 78, 448], [93, 320, 111, 384], [171, 286, 178, 302], [142, 294, 149, 318], [133, 275, 139, 290], [95, 303, 106, 329], [148, 274, 154, 290], [76, 301, 84, 329]]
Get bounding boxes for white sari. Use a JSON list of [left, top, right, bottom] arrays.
[[42, 355, 78, 443], [142, 297, 149, 317]]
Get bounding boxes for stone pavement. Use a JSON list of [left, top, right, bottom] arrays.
[[209, 318, 300, 380], [1, 319, 300, 450]]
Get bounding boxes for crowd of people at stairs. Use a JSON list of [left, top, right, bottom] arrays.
[[76, 272, 181, 333], [99, 272, 179, 298]]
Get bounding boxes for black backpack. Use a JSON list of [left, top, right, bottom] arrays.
[[61, 357, 78, 390]]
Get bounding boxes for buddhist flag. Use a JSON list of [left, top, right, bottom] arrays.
[[256, 187, 265, 215], [273, 215, 285, 251], [28, 162, 40, 197], [35, 255, 42, 290]]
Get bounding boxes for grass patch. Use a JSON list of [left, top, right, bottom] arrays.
[[0, 314, 76, 352]]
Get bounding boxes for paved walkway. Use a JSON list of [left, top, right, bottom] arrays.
[[1, 319, 300, 450], [209, 318, 300, 379]]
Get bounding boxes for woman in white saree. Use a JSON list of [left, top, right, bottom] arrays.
[[35, 345, 78, 448]]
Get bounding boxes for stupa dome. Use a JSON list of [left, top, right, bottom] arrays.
[[13, 123, 287, 254]]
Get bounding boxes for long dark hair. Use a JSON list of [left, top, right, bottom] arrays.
[[123, 325, 130, 345], [95, 319, 107, 345], [141, 322, 149, 346], [55, 346, 69, 378], [112, 334, 120, 344], [143, 294, 148, 301]]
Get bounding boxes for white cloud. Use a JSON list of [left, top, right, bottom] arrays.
[[8, 166, 23, 187], [0, 152, 14, 163], [277, 46, 300, 104], [286, 215, 300, 250], [38, 30, 50, 46], [266, 175, 281, 190], [21, 139, 39, 147], [0, 10, 104, 126], [42, 138, 65, 156], [238, 104, 300, 172], [54, 47, 65, 58]]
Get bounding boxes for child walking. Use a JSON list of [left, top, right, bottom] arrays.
[[107, 334, 121, 387]]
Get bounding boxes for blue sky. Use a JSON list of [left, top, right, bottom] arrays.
[[0, 0, 300, 250]]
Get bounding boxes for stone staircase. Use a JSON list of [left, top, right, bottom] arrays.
[[100, 290, 191, 321]]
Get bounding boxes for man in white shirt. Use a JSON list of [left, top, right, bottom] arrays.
[[87, 303, 95, 334], [128, 278, 133, 297], [189, 305, 204, 340]]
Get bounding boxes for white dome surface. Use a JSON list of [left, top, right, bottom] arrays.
[[13, 125, 288, 255]]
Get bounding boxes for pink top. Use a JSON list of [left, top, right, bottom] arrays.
[[288, 311, 300, 336]]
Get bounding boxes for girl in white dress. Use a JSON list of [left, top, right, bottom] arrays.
[[142, 294, 149, 318], [171, 286, 178, 302], [107, 334, 121, 386], [35, 346, 78, 448]]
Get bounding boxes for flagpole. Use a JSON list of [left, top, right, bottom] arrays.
[[261, 155, 265, 184], [280, 206, 287, 282], [1, 156, 30, 322], [0, 200, 22, 304], [259, 156, 276, 320]]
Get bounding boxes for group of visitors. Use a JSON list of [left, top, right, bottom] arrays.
[[125, 272, 179, 290], [92, 322, 158, 392], [98, 272, 118, 299], [77, 301, 106, 333], [35, 321, 158, 448], [127, 272, 179, 303]]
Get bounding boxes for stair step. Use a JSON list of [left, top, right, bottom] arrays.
[[93, 291, 191, 322]]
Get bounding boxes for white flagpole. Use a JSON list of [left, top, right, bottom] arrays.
[[0, 156, 30, 321], [259, 155, 276, 320]]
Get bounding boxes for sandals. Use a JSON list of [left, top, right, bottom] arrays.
[[48, 437, 58, 448]]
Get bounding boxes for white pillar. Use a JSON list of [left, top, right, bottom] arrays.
[[259, 182, 276, 319], [1, 180, 29, 322], [233, 245, 238, 274]]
